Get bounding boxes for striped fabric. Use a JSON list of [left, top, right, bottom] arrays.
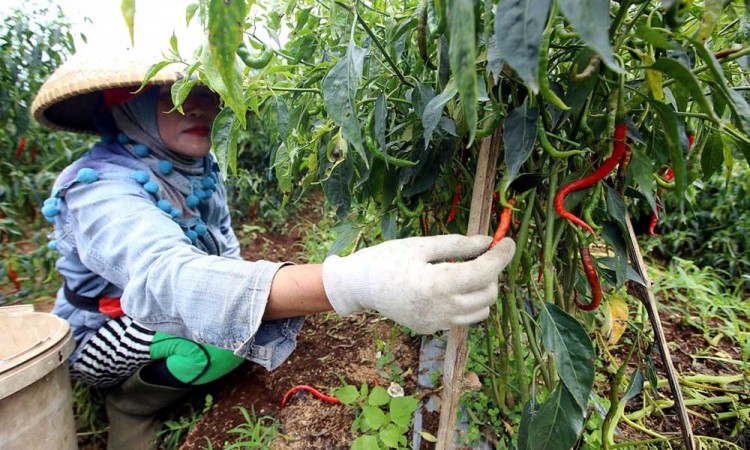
[[70, 316, 155, 388]]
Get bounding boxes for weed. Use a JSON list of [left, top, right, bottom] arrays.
[[223, 406, 281, 449]]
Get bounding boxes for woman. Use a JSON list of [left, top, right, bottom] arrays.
[[31, 48, 515, 449]]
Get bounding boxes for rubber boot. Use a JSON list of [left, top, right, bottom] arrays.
[[105, 368, 191, 450]]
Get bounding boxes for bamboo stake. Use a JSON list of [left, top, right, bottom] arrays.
[[623, 210, 696, 450], [435, 128, 501, 449]]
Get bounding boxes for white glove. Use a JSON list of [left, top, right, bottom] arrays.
[[322, 234, 516, 334]]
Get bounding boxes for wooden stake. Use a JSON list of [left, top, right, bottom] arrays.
[[623, 210, 695, 450], [436, 128, 501, 449]]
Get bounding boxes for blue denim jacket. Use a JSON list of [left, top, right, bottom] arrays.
[[48, 142, 303, 370]]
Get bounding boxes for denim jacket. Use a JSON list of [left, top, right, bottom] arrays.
[[48, 141, 303, 370]]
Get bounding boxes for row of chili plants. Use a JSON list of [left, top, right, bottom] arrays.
[[143, 0, 750, 447]]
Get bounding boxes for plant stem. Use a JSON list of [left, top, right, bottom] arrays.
[[334, 1, 414, 88], [543, 167, 559, 305]]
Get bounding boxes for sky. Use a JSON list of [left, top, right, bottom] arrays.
[[9, 0, 205, 56]]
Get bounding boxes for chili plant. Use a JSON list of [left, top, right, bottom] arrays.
[[140, 0, 750, 447]]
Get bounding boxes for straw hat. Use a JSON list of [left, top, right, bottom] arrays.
[[31, 48, 185, 134]]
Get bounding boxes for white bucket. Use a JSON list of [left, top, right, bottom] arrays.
[[0, 305, 78, 450]]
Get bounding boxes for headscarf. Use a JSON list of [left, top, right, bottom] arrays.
[[109, 86, 213, 223]]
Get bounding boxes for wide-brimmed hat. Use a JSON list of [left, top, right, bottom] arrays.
[[31, 48, 184, 134]]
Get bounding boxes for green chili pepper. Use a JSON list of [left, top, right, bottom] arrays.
[[475, 108, 501, 139], [537, 117, 584, 158], [538, 5, 570, 111], [365, 111, 417, 167], [237, 42, 273, 69], [396, 191, 425, 218]]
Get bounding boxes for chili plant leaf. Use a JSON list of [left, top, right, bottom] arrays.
[[328, 221, 359, 256], [494, 0, 551, 93], [528, 383, 585, 450], [517, 399, 539, 450], [701, 131, 725, 180], [557, 0, 620, 72], [630, 147, 657, 213], [696, 0, 725, 44], [504, 103, 538, 188], [322, 155, 353, 220], [211, 107, 240, 176], [120, 0, 135, 47], [381, 211, 397, 240], [691, 39, 750, 135], [649, 58, 718, 122], [648, 100, 687, 205], [351, 435, 379, 450], [390, 396, 419, 428], [273, 142, 293, 198], [200, 41, 247, 128], [208, 0, 246, 125], [322, 40, 367, 165], [622, 367, 644, 403], [422, 79, 457, 151], [601, 220, 628, 288], [540, 302, 595, 412], [447, 0, 478, 146]]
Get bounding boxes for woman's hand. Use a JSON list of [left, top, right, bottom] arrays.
[[322, 234, 515, 334]]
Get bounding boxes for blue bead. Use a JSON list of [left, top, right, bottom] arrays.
[[143, 181, 159, 193], [170, 207, 180, 218], [76, 168, 100, 183], [158, 160, 174, 175], [202, 177, 215, 189], [134, 144, 149, 157], [47, 240, 59, 251], [185, 230, 198, 243], [117, 132, 131, 144], [131, 170, 150, 184], [43, 197, 57, 207], [100, 133, 116, 144], [156, 200, 172, 212], [194, 189, 205, 200], [203, 189, 214, 199], [186, 195, 200, 208], [195, 224, 207, 236], [42, 204, 59, 217]]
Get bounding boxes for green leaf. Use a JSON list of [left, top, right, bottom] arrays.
[[605, 185, 626, 226], [494, 0, 551, 93], [696, 0, 725, 44], [601, 221, 628, 288], [200, 41, 247, 128], [701, 131, 725, 180], [211, 107, 240, 175], [273, 142, 293, 197], [207, 0, 247, 126], [328, 221, 360, 256], [369, 386, 390, 407], [120, 0, 135, 47], [691, 39, 750, 135], [351, 435, 380, 450], [630, 147, 657, 213], [540, 302, 594, 411], [322, 40, 367, 164], [528, 384, 585, 450], [333, 384, 359, 405], [622, 368, 644, 402], [648, 100, 686, 203], [649, 58, 718, 122], [186, 3, 199, 26], [504, 102, 538, 188], [323, 156, 353, 220], [137, 61, 173, 93], [380, 423, 406, 448], [422, 79, 457, 150], [635, 24, 678, 50], [170, 78, 200, 114], [557, 0, 619, 72], [381, 211, 397, 240], [447, 0, 478, 145], [389, 396, 419, 428], [363, 405, 387, 430]]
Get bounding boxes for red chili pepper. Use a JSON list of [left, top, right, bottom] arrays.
[[280, 385, 341, 408], [446, 184, 462, 224], [575, 246, 601, 311], [555, 123, 627, 235], [488, 198, 516, 250], [650, 133, 692, 236], [14, 136, 27, 160]]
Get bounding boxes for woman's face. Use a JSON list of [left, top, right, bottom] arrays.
[[156, 85, 220, 157]]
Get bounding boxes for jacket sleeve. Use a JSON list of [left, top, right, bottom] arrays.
[[61, 176, 297, 364]]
